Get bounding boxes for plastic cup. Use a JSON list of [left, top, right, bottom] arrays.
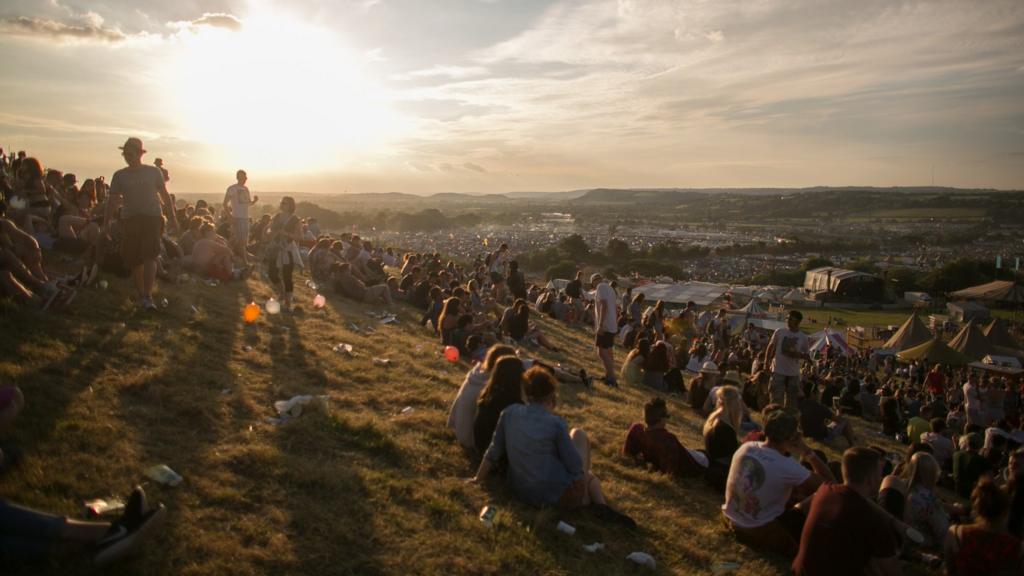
[[265, 298, 281, 315]]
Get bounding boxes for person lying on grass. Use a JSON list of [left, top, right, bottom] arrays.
[[0, 486, 165, 567], [330, 261, 392, 307], [622, 396, 707, 478], [470, 366, 636, 528]]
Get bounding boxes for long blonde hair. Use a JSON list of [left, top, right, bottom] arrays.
[[703, 385, 743, 439], [906, 452, 940, 491]]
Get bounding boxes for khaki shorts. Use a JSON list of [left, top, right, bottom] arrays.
[[121, 215, 164, 267]]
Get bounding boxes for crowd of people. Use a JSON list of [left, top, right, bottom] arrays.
[[3, 139, 1024, 573]]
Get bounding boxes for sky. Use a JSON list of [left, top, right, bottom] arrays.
[[1, 0, 1022, 194]]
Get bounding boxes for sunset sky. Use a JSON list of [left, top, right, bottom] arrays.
[[1, 0, 1022, 194]]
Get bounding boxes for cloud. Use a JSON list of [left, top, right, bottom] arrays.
[[186, 13, 242, 31], [0, 16, 127, 42], [705, 30, 724, 43], [463, 162, 487, 173]]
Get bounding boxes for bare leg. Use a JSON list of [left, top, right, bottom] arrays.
[[598, 347, 615, 381], [60, 518, 113, 543], [0, 270, 36, 304], [570, 428, 591, 473], [142, 259, 157, 299]]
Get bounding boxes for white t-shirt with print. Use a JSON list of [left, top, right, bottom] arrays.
[[593, 282, 618, 334], [224, 184, 251, 219], [722, 441, 811, 528], [769, 328, 808, 377]]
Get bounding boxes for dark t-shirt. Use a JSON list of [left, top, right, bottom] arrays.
[[792, 484, 897, 576], [564, 279, 582, 299], [703, 420, 740, 464], [799, 398, 832, 440]]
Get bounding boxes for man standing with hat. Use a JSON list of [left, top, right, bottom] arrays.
[[590, 273, 619, 387], [104, 137, 178, 310]]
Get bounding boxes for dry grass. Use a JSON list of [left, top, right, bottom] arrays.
[[1, 261, 924, 575]]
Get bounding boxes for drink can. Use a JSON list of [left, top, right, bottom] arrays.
[[479, 505, 497, 527]]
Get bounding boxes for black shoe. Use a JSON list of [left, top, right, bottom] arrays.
[[603, 377, 619, 389], [579, 369, 592, 389], [593, 504, 637, 529], [94, 504, 166, 565], [120, 486, 148, 531]]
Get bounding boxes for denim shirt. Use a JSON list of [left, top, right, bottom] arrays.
[[483, 403, 582, 506]]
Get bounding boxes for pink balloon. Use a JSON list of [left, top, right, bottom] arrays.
[[444, 345, 460, 363], [313, 294, 326, 309]]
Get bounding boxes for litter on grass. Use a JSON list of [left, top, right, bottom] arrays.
[[582, 542, 604, 553], [626, 552, 656, 569], [555, 521, 576, 535], [145, 464, 183, 487], [273, 395, 330, 418], [84, 498, 125, 517], [711, 562, 742, 575], [332, 343, 355, 355], [373, 358, 392, 367], [400, 406, 413, 415]]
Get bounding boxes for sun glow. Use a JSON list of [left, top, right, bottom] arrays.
[[163, 9, 404, 173]]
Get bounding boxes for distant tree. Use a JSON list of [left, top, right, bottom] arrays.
[[847, 258, 878, 273], [602, 266, 619, 282], [919, 258, 996, 293], [627, 259, 683, 280], [546, 260, 578, 281], [605, 238, 632, 261], [801, 256, 834, 271], [558, 234, 590, 261]]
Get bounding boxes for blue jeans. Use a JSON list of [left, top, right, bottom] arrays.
[[0, 500, 66, 560]]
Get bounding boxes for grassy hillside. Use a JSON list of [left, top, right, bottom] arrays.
[[1, 263, 916, 576]]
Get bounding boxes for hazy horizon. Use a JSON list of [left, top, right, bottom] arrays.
[[2, 0, 1022, 194]]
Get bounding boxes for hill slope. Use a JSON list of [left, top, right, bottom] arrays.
[[0, 265, 909, 576]]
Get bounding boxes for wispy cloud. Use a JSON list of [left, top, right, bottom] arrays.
[[176, 13, 243, 32], [0, 15, 127, 43]]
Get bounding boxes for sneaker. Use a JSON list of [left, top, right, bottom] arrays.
[[94, 504, 167, 566], [593, 504, 637, 529], [141, 298, 158, 311], [603, 377, 619, 389]]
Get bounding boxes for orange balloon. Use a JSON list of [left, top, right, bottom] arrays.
[[444, 345, 460, 363], [243, 302, 260, 323]]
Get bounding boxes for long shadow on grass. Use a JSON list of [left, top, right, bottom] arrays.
[[0, 305, 131, 454]]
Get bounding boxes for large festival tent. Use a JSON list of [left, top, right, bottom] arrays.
[[882, 314, 933, 352], [633, 281, 730, 307], [897, 338, 971, 367], [803, 267, 886, 300], [947, 319, 994, 361], [983, 318, 1021, 350], [950, 280, 1024, 304], [809, 327, 853, 356]]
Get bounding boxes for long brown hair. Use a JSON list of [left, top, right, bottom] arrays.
[[478, 356, 524, 408]]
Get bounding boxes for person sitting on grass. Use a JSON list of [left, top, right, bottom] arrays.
[[447, 344, 516, 453], [189, 223, 235, 282], [622, 396, 707, 478], [722, 409, 835, 557], [330, 262, 393, 307], [703, 386, 745, 490], [792, 447, 903, 576], [620, 338, 649, 387], [944, 476, 1023, 576], [473, 356, 526, 457], [498, 299, 559, 352], [641, 340, 670, 392], [472, 366, 636, 527], [798, 379, 857, 448], [921, 418, 955, 471], [0, 486, 165, 566]]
